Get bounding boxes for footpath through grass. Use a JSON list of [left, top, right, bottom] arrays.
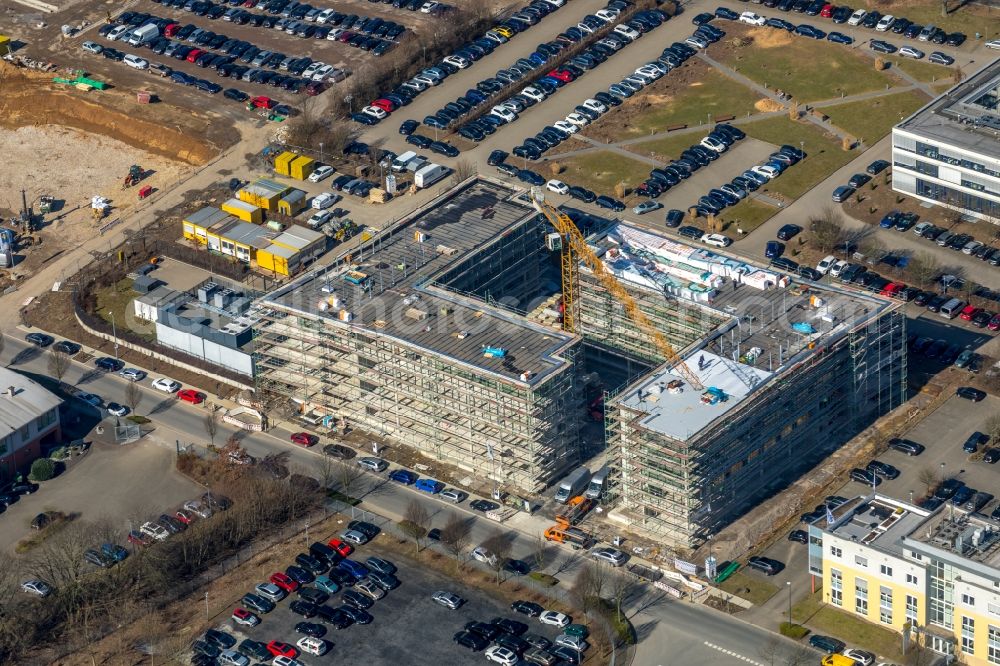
[[741, 116, 855, 200], [822, 90, 930, 144]]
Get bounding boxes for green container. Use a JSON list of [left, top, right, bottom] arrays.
[[74, 77, 107, 90]]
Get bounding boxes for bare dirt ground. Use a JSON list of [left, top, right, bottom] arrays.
[[0, 125, 193, 271]]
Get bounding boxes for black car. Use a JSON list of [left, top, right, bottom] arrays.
[[983, 448, 1000, 464], [776, 224, 802, 241], [52, 340, 80, 354], [314, 604, 353, 628], [406, 134, 433, 148], [464, 621, 503, 641], [25, 332, 54, 347], [487, 149, 509, 167], [490, 617, 529, 636], [347, 520, 380, 540], [342, 589, 374, 609], [956, 386, 986, 402], [788, 529, 808, 544], [242, 593, 275, 614], [286, 565, 314, 584], [504, 559, 531, 575], [594, 195, 625, 212], [204, 629, 236, 650], [429, 141, 460, 157], [851, 468, 881, 486], [517, 170, 545, 186], [237, 639, 270, 662], [295, 621, 326, 637], [94, 357, 124, 372], [191, 640, 219, 659], [809, 635, 846, 654], [470, 499, 500, 512], [454, 630, 489, 651], [289, 600, 318, 617], [339, 604, 373, 624], [866, 460, 900, 479], [567, 186, 596, 203], [511, 600, 544, 617], [223, 88, 248, 102], [747, 556, 782, 575]]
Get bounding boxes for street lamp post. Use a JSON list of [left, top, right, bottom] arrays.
[[108, 310, 119, 360], [319, 142, 324, 164], [786, 581, 792, 625]]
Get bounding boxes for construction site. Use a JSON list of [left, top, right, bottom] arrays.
[[250, 177, 908, 547]]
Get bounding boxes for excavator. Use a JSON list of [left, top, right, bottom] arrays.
[[121, 165, 144, 189]]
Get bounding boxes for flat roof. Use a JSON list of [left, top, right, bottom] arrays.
[[218, 220, 272, 249], [0, 367, 62, 433], [905, 504, 1000, 569], [618, 350, 773, 441], [824, 495, 929, 558], [185, 206, 232, 228], [262, 179, 575, 386], [273, 226, 323, 249], [223, 198, 259, 212], [895, 58, 1000, 157]]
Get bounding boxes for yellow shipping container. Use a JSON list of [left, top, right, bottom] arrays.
[[289, 156, 315, 181], [221, 198, 263, 224], [0, 36, 10, 57], [273, 151, 298, 177], [237, 178, 288, 211], [257, 245, 295, 276]]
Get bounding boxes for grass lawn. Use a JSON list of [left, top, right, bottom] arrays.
[[886, 57, 955, 83], [822, 90, 929, 144], [793, 591, 905, 662], [626, 132, 702, 162], [741, 117, 855, 200], [723, 198, 780, 233], [95, 278, 154, 342], [555, 151, 652, 195], [607, 68, 760, 140], [717, 571, 779, 606], [714, 28, 893, 102]]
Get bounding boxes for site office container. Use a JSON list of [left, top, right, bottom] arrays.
[[274, 151, 298, 176]]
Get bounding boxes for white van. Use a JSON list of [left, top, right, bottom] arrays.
[[391, 150, 417, 173], [939, 298, 965, 319]]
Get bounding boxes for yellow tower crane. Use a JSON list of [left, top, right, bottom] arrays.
[[530, 188, 704, 391]]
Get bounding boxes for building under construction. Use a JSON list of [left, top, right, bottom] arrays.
[[251, 178, 906, 546]]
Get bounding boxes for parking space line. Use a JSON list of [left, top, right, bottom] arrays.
[[703, 640, 766, 666]]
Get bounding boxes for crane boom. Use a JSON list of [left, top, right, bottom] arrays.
[[531, 189, 704, 390]]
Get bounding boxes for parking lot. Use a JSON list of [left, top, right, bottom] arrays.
[[208, 537, 585, 665]]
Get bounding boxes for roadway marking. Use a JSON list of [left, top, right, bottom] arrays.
[[703, 641, 766, 666]]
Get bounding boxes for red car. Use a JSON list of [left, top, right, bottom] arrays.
[[304, 81, 325, 96], [249, 96, 275, 109], [270, 572, 299, 592], [328, 538, 353, 557], [127, 530, 151, 547], [164, 22, 180, 37], [371, 98, 396, 112], [960, 305, 980, 321], [177, 389, 205, 404], [231, 607, 259, 626], [338, 31, 355, 43], [547, 68, 573, 83], [266, 641, 297, 658], [186, 48, 204, 63], [988, 314, 1000, 331], [174, 510, 194, 525], [880, 282, 903, 298], [820, 3, 833, 17], [290, 432, 318, 447]]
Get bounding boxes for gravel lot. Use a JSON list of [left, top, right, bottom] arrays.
[[212, 540, 578, 666]]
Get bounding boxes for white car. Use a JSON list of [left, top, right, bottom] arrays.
[[634, 65, 662, 80], [231, 609, 260, 626], [875, 15, 894, 31], [739, 11, 765, 26], [82, 40, 103, 54], [700, 136, 727, 153], [539, 610, 571, 628], [120, 368, 146, 381], [595, 8, 619, 21], [432, 591, 464, 609], [613, 24, 640, 41], [296, 637, 327, 656], [107, 403, 129, 417], [139, 521, 169, 541], [582, 98, 607, 114], [21, 580, 52, 597], [107, 25, 130, 41], [576, 22, 594, 35], [565, 112, 590, 127], [123, 54, 148, 70], [546, 180, 570, 195], [555, 634, 590, 652], [403, 78, 428, 92], [847, 9, 867, 25], [340, 529, 369, 545], [316, 8, 335, 23], [842, 648, 876, 666], [325, 28, 345, 41], [485, 646, 519, 665], [255, 582, 286, 602], [443, 55, 470, 69], [308, 165, 335, 183], [751, 165, 779, 180], [302, 61, 326, 79], [521, 86, 546, 103], [184, 500, 213, 518], [471, 546, 498, 566], [272, 657, 304, 666], [816, 255, 836, 275], [987, 39, 1000, 50], [491, 106, 517, 122], [151, 377, 180, 393], [898, 46, 925, 59], [543, 0, 566, 6], [413, 73, 437, 87], [312, 192, 335, 209], [702, 233, 732, 248], [218, 650, 250, 666], [441, 488, 467, 503], [685, 35, 709, 49], [307, 210, 333, 228], [553, 120, 579, 135], [312, 64, 334, 82], [829, 260, 849, 277], [633, 201, 663, 215], [362, 105, 387, 120]]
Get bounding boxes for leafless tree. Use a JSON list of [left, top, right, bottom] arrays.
[[336, 459, 367, 497], [531, 532, 552, 572], [571, 560, 607, 613], [398, 499, 431, 552], [906, 252, 941, 287], [439, 512, 472, 560], [985, 413, 1000, 444], [204, 410, 219, 447], [553, 548, 585, 576], [125, 381, 143, 415], [0, 334, 6, 365], [47, 350, 71, 386], [606, 567, 639, 622], [918, 467, 939, 495], [480, 529, 513, 584], [452, 159, 476, 183], [808, 206, 846, 252]]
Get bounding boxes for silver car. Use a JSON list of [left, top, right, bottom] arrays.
[[254, 582, 286, 602], [441, 488, 467, 503], [340, 529, 369, 545], [590, 547, 628, 567], [357, 457, 388, 472], [431, 590, 463, 609], [356, 579, 386, 600], [119, 367, 146, 381]]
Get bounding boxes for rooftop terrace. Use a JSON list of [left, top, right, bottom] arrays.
[[826, 495, 929, 558], [262, 179, 575, 386]]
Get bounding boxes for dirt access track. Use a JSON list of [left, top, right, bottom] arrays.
[[0, 61, 235, 164]]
